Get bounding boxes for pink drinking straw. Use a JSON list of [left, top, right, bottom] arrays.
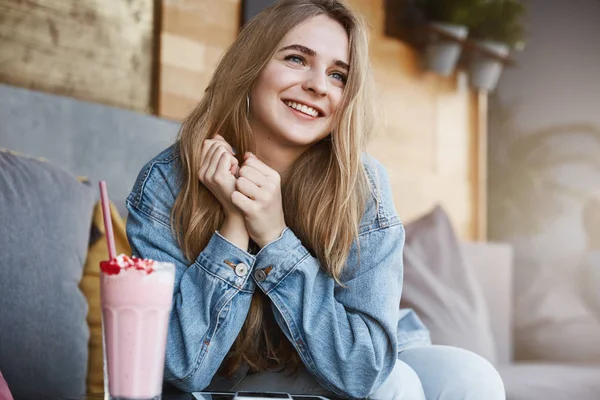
[[99, 181, 117, 260]]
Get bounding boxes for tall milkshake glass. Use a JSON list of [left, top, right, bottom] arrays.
[[100, 256, 175, 400], [98, 181, 174, 400]]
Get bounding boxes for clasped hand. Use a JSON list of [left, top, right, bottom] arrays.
[[198, 135, 287, 248]]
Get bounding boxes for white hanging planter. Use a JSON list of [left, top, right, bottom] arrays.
[[468, 40, 510, 92], [424, 22, 468, 76]]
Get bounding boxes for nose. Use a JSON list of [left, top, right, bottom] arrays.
[[302, 69, 328, 98]]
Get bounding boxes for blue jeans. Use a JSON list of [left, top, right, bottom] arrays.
[[231, 345, 506, 399]]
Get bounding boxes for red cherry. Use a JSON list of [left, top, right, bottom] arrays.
[[100, 260, 121, 275]]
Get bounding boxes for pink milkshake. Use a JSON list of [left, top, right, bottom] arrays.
[[100, 255, 175, 400]]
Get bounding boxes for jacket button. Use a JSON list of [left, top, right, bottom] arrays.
[[254, 269, 267, 282], [235, 263, 248, 277]]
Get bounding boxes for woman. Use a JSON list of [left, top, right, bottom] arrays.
[[126, 0, 505, 398]]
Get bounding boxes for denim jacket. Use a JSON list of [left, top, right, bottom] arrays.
[[126, 145, 430, 398]]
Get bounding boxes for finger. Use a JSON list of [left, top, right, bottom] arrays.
[[243, 153, 278, 179], [223, 149, 239, 175], [238, 165, 268, 187], [231, 190, 254, 214], [206, 146, 229, 179], [236, 176, 261, 200], [213, 134, 235, 155], [215, 152, 236, 184], [199, 140, 219, 180], [216, 151, 237, 174], [225, 153, 239, 178], [201, 139, 217, 162], [202, 141, 223, 178], [231, 162, 240, 177]]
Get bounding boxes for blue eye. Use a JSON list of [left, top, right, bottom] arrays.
[[330, 72, 347, 84], [285, 55, 305, 64]]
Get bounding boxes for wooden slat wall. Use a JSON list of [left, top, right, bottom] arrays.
[[0, 0, 154, 112], [473, 92, 488, 240], [158, 0, 486, 240], [159, 0, 238, 119]]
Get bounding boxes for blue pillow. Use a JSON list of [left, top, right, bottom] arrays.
[[0, 150, 95, 399]]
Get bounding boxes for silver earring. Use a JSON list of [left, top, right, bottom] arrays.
[[246, 95, 250, 114]]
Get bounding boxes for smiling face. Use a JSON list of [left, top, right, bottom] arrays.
[[249, 14, 350, 151]]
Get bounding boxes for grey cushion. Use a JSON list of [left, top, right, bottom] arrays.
[[0, 150, 95, 399], [401, 205, 498, 364], [0, 83, 178, 212]]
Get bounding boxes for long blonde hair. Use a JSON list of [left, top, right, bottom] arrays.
[[172, 0, 378, 377]]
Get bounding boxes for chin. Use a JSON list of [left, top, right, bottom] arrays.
[[282, 132, 327, 148], [275, 124, 328, 146]]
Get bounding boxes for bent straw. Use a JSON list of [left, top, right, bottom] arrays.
[[99, 181, 116, 260]]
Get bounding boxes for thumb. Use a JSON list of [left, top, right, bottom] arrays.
[[231, 164, 240, 178], [229, 156, 239, 176]]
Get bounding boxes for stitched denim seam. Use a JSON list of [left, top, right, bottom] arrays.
[[195, 259, 252, 291], [138, 200, 172, 227], [271, 291, 345, 397], [127, 199, 172, 230], [268, 292, 339, 392], [373, 166, 389, 227], [171, 286, 240, 385], [131, 150, 178, 208], [358, 220, 403, 237], [363, 158, 388, 226]]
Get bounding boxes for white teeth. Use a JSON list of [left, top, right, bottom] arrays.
[[285, 101, 319, 117]]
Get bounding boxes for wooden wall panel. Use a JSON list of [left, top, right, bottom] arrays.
[[158, 0, 238, 119], [158, 0, 487, 240], [0, 0, 154, 112]]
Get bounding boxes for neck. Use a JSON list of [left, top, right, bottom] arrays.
[[251, 126, 308, 178]]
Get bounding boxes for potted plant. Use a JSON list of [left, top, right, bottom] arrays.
[[413, 0, 482, 76], [466, 0, 527, 91]]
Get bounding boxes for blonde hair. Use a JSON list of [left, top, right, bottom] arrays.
[[172, 0, 378, 377]]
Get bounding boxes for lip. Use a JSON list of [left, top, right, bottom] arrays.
[[281, 99, 325, 117]]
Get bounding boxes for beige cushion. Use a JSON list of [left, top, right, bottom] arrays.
[[498, 363, 600, 400], [515, 270, 600, 363], [580, 251, 600, 319], [401, 205, 497, 364], [462, 241, 514, 365]]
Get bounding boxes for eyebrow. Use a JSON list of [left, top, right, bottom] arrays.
[[278, 44, 350, 71]]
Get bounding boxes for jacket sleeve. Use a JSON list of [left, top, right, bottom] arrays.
[[126, 188, 256, 392], [250, 167, 404, 398]]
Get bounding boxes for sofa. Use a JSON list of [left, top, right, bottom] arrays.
[[1, 83, 599, 399]]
